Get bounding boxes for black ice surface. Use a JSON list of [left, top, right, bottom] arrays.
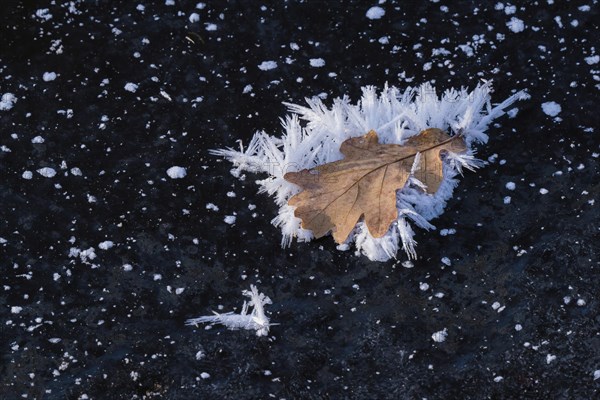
[[1, 1, 599, 399]]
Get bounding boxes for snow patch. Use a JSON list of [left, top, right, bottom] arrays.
[[541, 101, 561, 117], [37, 167, 56, 178], [366, 6, 385, 20], [124, 83, 139, 93], [309, 58, 326, 67], [0, 93, 17, 111], [258, 61, 278, 71], [507, 17, 525, 33], [42, 72, 57, 82], [166, 166, 187, 179]]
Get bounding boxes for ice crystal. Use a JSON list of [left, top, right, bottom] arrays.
[[186, 285, 274, 337], [212, 81, 529, 261]]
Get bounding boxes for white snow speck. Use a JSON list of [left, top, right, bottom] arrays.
[[309, 58, 325, 67], [539, 188, 548, 195], [441, 257, 451, 266], [0, 237, 6, 244], [48, 338, 62, 344], [70, 167, 82, 176], [541, 101, 561, 117], [515, 324, 523, 331], [42, 72, 57, 82], [31, 136, 45, 143], [506, 17, 525, 33], [432, 328, 448, 343], [494, 376, 504, 382], [584, 55, 599, 65], [258, 61, 278, 71], [505, 182, 516, 190], [124, 83, 139, 93], [503, 196, 511, 204], [22, 171, 33, 180], [200, 372, 210, 379], [205, 23, 217, 31], [195, 350, 205, 360], [419, 282, 429, 291], [366, 6, 385, 20], [11, 306, 23, 314], [98, 241, 114, 250], [123, 264, 133, 272], [401, 260, 414, 269], [37, 167, 56, 178], [166, 166, 187, 179], [189, 13, 200, 23], [594, 370, 600, 380], [175, 288, 185, 295], [0, 93, 17, 111], [224, 215, 236, 225], [205, 203, 219, 211], [546, 354, 556, 364]]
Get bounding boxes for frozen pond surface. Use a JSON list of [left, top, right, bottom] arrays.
[[1, 1, 599, 398]]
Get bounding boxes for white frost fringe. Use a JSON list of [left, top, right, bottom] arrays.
[[186, 285, 274, 337], [212, 81, 529, 261]]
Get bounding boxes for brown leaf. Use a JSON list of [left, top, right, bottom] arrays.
[[284, 128, 466, 243]]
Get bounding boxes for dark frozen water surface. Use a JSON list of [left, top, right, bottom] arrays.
[[1, 1, 599, 399]]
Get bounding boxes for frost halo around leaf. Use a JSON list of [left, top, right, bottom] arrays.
[[212, 81, 529, 261]]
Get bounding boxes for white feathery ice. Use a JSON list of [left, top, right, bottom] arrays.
[[186, 285, 275, 337], [212, 81, 529, 261]]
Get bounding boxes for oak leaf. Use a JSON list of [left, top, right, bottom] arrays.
[[284, 128, 466, 243]]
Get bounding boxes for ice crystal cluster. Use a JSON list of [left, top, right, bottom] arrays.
[[186, 285, 274, 336], [213, 81, 528, 261]]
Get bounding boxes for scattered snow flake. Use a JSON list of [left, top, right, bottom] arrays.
[[42, 72, 57, 82], [124, 83, 139, 93], [48, 338, 62, 344], [439, 228, 456, 236], [35, 8, 53, 21], [11, 306, 23, 314], [309, 58, 326, 67], [584, 55, 599, 65], [507, 108, 519, 118], [242, 84, 253, 94], [507, 17, 525, 33], [441, 257, 451, 266], [226, 191, 236, 198], [0, 93, 17, 111], [541, 101, 561, 117], [492, 301, 501, 310], [175, 288, 185, 295], [37, 167, 56, 178], [505, 181, 516, 190], [189, 13, 200, 23], [70, 167, 82, 176], [195, 350, 205, 360], [423, 62, 432, 71], [515, 324, 523, 331], [205, 203, 219, 211], [577, 298, 586, 306], [0, 237, 7, 244], [366, 6, 385, 20], [539, 188, 548, 195], [258, 61, 278, 71], [200, 372, 210, 379], [432, 328, 448, 343], [166, 166, 187, 179], [22, 171, 33, 180], [153, 274, 162, 281], [594, 370, 600, 380], [546, 354, 556, 364], [579, 5, 591, 12], [224, 215, 236, 225], [494, 376, 504, 382], [205, 23, 217, 31], [123, 264, 133, 271], [419, 282, 429, 291], [98, 241, 114, 250], [31, 136, 45, 143], [401, 260, 414, 269], [503, 196, 511, 204]]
